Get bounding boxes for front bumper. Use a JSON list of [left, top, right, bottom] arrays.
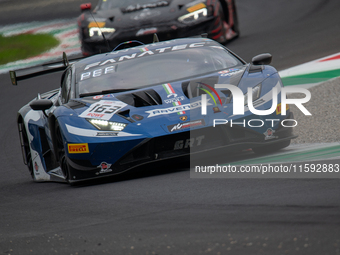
[[66, 112, 297, 182]]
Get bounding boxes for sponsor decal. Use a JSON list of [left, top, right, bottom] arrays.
[[218, 68, 242, 77], [187, 2, 206, 12], [82, 42, 206, 71], [168, 119, 205, 132], [180, 116, 188, 121], [132, 114, 144, 121], [104, 94, 115, 98], [174, 135, 205, 150], [146, 100, 209, 118], [136, 27, 158, 36], [162, 83, 185, 115], [68, 143, 90, 154], [88, 22, 105, 28], [96, 162, 113, 174], [81, 65, 116, 80], [79, 100, 127, 120], [264, 128, 278, 140], [34, 162, 39, 172], [96, 132, 118, 137], [93, 94, 115, 100], [276, 103, 289, 115], [123, 1, 169, 12], [164, 96, 185, 104]]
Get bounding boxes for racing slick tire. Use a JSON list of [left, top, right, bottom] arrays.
[[81, 41, 94, 57], [252, 140, 291, 155], [230, 0, 240, 37], [218, 5, 229, 44], [18, 121, 34, 179], [55, 120, 72, 183], [218, 0, 239, 44]]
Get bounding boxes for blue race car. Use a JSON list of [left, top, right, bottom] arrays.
[[10, 37, 296, 184]]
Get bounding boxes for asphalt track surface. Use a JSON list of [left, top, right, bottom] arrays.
[[1, 0, 340, 254]]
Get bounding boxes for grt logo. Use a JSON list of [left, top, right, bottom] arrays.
[[201, 84, 312, 116], [174, 135, 205, 150]]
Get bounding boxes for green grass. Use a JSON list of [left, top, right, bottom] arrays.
[[0, 33, 59, 65]]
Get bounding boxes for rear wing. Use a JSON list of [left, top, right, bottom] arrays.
[[9, 52, 83, 85]]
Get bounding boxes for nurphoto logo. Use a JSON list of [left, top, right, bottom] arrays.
[[200, 84, 311, 128]]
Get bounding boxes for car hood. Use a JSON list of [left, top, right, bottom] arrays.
[[59, 65, 281, 140]]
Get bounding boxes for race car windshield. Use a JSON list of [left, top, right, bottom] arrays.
[[77, 45, 243, 96], [98, 0, 170, 11]]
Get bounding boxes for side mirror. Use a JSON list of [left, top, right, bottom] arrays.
[[252, 53, 272, 65], [80, 3, 92, 11], [30, 99, 53, 117]]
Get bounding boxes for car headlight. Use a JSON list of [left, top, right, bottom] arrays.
[[88, 21, 115, 37], [178, 3, 208, 24], [89, 27, 116, 37], [87, 119, 127, 131], [244, 84, 262, 106]]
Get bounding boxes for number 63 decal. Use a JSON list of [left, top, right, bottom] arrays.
[[79, 100, 127, 120], [89, 104, 121, 114]]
